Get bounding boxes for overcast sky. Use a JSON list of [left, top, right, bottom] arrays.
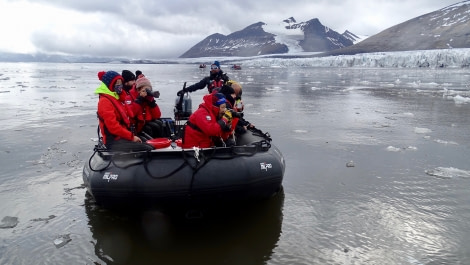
[[0, 0, 462, 59]]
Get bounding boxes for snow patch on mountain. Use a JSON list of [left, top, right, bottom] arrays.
[[262, 17, 366, 53], [262, 21, 304, 53]]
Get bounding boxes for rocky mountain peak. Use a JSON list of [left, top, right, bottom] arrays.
[[180, 17, 357, 58], [323, 0, 470, 56]]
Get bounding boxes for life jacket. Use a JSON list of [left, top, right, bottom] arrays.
[[208, 79, 224, 93], [97, 94, 132, 145]]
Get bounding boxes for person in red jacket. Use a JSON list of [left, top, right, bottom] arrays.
[[130, 76, 163, 139], [182, 92, 233, 148], [121, 70, 136, 93], [95, 71, 153, 152]]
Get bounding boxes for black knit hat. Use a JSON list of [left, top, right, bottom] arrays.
[[121, 70, 135, 83], [219, 85, 235, 106]]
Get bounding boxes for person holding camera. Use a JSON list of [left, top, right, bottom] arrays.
[[126, 76, 163, 140], [182, 92, 234, 148]]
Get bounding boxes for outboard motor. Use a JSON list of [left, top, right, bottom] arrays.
[[174, 93, 192, 119], [174, 82, 192, 137]]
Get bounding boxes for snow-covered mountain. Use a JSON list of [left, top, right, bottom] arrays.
[[179, 18, 362, 58], [325, 1, 470, 56], [265, 17, 365, 52]]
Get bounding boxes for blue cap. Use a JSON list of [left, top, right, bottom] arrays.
[[213, 93, 226, 106]]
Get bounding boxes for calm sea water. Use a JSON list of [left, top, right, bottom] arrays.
[[1, 62, 470, 264]]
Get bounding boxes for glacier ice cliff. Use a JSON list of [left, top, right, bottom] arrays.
[[238, 48, 470, 68]]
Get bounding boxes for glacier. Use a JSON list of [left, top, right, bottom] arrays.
[[228, 48, 470, 69]]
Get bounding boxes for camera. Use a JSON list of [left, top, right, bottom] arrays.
[[146, 88, 160, 98], [230, 109, 243, 118]]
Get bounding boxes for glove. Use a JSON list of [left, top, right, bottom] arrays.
[[148, 99, 157, 108], [216, 110, 232, 132], [225, 137, 236, 147], [217, 119, 231, 132], [152, 90, 160, 98], [221, 110, 232, 124], [135, 96, 145, 105], [177, 87, 188, 96], [145, 89, 155, 103], [145, 89, 154, 98]]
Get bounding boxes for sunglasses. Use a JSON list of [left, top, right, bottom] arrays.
[[211, 65, 219, 70]]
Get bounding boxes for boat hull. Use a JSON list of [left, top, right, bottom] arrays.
[[83, 130, 285, 209]]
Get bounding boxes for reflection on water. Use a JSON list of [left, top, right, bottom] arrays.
[[85, 190, 284, 265]]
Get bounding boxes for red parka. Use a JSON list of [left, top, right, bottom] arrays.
[[125, 86, 162, 133], [182, 94, 227, 148], [95, 83, 134, 145]]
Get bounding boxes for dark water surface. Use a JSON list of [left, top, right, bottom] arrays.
[[1, 63, 470, 264]]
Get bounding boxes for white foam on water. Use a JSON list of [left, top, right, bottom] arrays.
[[425, 167, 470, 179], [434, 139, 458, 145]]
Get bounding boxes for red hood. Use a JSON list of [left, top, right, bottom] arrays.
[[201, 93, 221, 117]]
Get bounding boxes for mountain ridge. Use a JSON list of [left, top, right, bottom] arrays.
[[179, 17, 360, 58], [321, 0, 470, 56]]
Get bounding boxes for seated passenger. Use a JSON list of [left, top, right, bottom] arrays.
[[221, 80, 254, 137], [127, 76, 163, 140], [95, 71, 153, 152], [182, 93, 232, 148]]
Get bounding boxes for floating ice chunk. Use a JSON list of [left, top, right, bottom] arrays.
[[386, 146, 401, 152], [453, 95, 470, 104], [407, 146, 418, 150], [414, 127, 432, 134], [0, 216, 19, 229], [346, 161, 355, 167], [54, 234, 71, 248], [293, 129, 308, 133], [434, 139, 458, 145]]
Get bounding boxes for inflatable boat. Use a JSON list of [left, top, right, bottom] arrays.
[[82, 91, 285, 210]]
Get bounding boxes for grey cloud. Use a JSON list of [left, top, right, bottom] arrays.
[[10, 0, 463, 58]]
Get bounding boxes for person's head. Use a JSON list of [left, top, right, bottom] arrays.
[[229, 81, 242, 98], [227, 80, 243, 111], [210, 61, 220, 73], [212, 92, 227, 118], [135, 70, 143, 79], [219, 85, 235, 107], [135, 76, 152, 95], [101, 71, 124, 94], [121, 70, 136, 92]]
